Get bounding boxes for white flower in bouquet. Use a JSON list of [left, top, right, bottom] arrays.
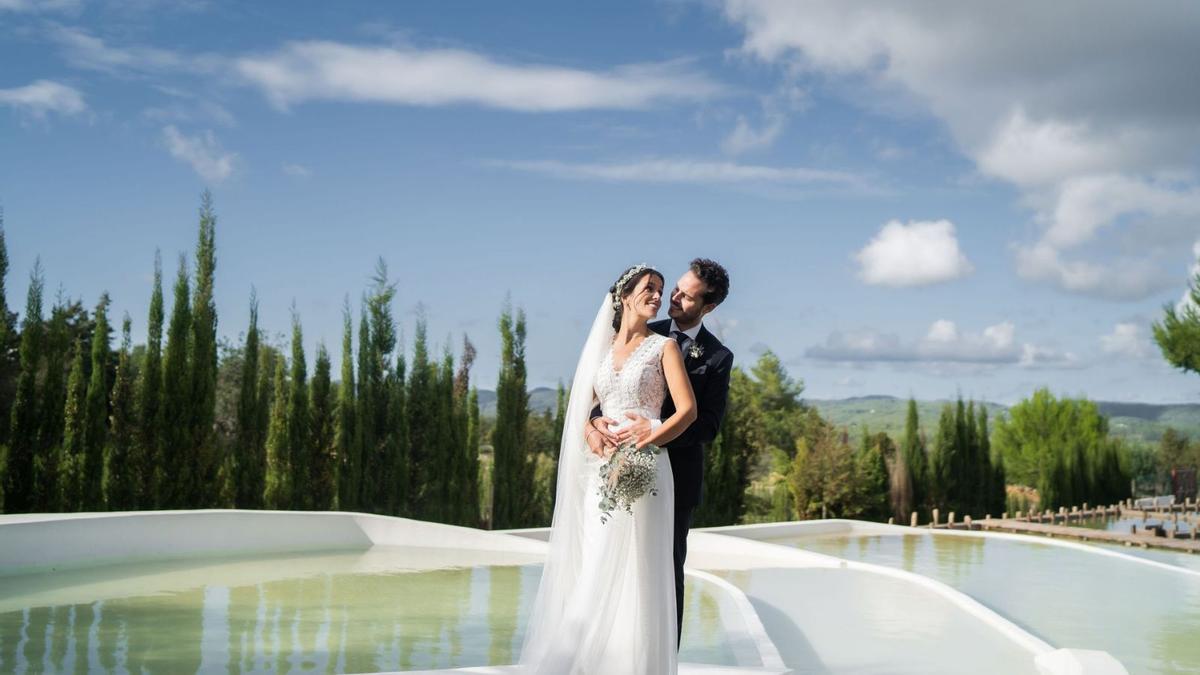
[[597, 442, 661, 523]]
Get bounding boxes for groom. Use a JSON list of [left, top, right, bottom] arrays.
[[587, 257, 733, 646]]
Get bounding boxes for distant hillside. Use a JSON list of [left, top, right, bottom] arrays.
[[477, 387, 559, 418], [809, 395, 1200, 446], [477, 389, 1200, 446]]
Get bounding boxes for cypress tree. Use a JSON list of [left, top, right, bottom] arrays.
[[234, 292, 264, 508], [4, 261, 44, 513], [354, 303, 373, 511], [160, 255, 191, 508], [407, 316, 434, 519], [82, 293, 111, 511], [104, 314, 136, 510], [466, 386, 480, 526], [901, 398, 928, 514], [453, 336, 478, 524], [59, 340, 87, 512], [976, 404, 995, 515], [366, 262, 397, 514], [310, 343, 335, 510], [335, 298, 357, 511], [263, 358, 289, 509], [388, 350, 409, 517], [492, 305, 531, 529], [33, 298, 71, 512], [286, 309, 309, 510], [438, 348, 458, 523], [930, 403, 957, 513], [137, 251, 165, 509], [0, 215, 16, 449], [255, 346, 277, 503], [189, 191, 219, 506]]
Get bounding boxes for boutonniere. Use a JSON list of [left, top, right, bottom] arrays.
[[688, 343, 704, 360]]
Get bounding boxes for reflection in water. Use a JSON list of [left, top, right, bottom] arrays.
[[0, 548, 741, 673], [788, 533, 1200, 675], [0, 553, 520, 674]]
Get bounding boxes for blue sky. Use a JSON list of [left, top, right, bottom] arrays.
[[2, 0, 1199, 404]]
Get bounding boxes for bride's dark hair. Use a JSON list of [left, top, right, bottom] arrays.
[[609, 264, 664, 332]]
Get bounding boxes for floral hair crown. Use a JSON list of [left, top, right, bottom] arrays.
[[611, 263, 655, 310]]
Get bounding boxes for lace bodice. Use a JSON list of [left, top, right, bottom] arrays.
[[594, 333, 670, 421]]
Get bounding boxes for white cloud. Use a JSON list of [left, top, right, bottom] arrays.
[[806, 319, 1077, 368], [236, 41, 724, 111], [855, 219, 973, 287], [1100, 323, 1152, 359], [49, 25, 220, 75], [720, 1, 1200, 300], [0, 80, 86, 118], [282, 162, 311, 178], [487, 158, 862, 187], [721, 113, 785, 155], [161, 125, 235, 183]]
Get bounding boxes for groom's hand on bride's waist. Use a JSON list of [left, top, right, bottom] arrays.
[[586, 417, 617, 457]]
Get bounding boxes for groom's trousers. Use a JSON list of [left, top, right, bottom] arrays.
[[674, 505, 695, 648]]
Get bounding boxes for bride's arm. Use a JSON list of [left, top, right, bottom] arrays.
[[639, 341, 697, 449]]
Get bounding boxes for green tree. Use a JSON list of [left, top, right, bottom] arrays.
[[233, 293, 265, 508], [335, 298, 357, 511], [901, 398, 928, 515], [1153, 261, 1200, 375], [59, 340, 87, 511], [310, 343, 336, 510], [4, 261, 44, 513], [81, 293, 111, 510], [104, 314, 137, 510], [492, 304, 532, 529], [136, 251, 165, 509], [466, 387, 481, 526], [160, 255, 192, 508], [930, 403, 958, 513], [407, 316, 435, 519], [286, 309, 310, 510], [263, 359, 289, 509], [0, 215, 18, 449], [388, 349, 410, 517], [854, 431, 891, 521], [33, 297, 75, 512], [189, 191, 219, 506]]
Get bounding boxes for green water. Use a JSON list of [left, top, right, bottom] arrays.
[[0, 547, 738, 673], [784, 533, 1200, 674]]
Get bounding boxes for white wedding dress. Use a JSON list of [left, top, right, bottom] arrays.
[[519, 296, 678, 675]]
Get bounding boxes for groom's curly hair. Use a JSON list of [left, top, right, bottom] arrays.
[[609, 265, 665, 332], [690, 258, 730, 307]]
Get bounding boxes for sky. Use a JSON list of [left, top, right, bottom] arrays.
[[2, 0, 1199, 404]]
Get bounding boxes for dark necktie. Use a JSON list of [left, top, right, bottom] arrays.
[[671, 329, 690, 351]]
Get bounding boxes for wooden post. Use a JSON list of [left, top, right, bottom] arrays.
[[932, 508, 940, 528], [964, 515, 973, 530], [888, 517, 895, 525], [911, 511, 919, 527], [948, 511, 956, 528], [1002, 512, 1008, 520], [1083, 502, 1089, 513]]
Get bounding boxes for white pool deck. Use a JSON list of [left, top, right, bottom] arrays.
[[0, 510, 1129, 674]]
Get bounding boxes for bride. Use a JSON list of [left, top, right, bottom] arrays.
[[519, 264, 698, 674]]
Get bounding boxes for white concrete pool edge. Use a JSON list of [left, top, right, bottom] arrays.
[[703, 518, 1200, 580], [0, 509, 545, 574]]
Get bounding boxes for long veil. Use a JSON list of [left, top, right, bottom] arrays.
[[518, 294, 615, 669]]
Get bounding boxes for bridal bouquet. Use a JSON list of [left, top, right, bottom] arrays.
[[597, 442, 662, 523]]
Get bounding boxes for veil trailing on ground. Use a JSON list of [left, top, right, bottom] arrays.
[[518, 294, 615, 670]]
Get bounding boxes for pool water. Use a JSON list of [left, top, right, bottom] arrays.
[[783, 533, 1200, 674], [0, 547, 739, 673]]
